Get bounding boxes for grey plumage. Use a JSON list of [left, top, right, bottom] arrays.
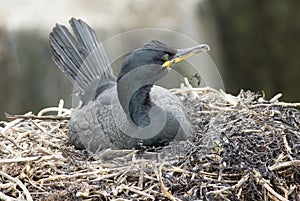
[[49, 18, 194, 153]]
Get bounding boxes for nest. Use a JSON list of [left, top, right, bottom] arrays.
[[1, 84, 300, 201]]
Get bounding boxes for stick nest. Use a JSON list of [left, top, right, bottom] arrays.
[[1, 85, 300, 201]]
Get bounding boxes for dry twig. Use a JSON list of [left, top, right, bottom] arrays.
[[0, 88, 299, 200]]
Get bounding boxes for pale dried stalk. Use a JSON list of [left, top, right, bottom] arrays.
[[206, 173, 249, 196], [155, 163, 181, 201], [268, 160, 300, 171], [0, 170, 33, 201], [253, 169, 289, 201], [0, 155, 66, 164]]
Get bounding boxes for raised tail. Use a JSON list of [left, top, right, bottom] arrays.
[[49, 18, 116, 104]]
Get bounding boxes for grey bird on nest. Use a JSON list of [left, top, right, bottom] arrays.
[[49, 18, 209, 153]]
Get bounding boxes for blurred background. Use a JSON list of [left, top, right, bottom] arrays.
[[0, 0, 299, 120]]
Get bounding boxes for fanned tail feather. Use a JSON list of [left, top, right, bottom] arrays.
[[49, 18, 115, 103]]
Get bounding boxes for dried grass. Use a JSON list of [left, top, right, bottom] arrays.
[[1, 85, 300, 200]]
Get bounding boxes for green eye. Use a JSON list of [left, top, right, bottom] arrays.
[[163, 54, 169, 61]]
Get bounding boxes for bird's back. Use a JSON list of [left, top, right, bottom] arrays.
[[68, 85, 193, 152]]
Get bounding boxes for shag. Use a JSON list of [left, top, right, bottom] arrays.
[[49, 18, 209, 153]]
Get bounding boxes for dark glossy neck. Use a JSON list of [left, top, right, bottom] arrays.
[[117, 63, 168, 127], [128, 85, 152, 127], [117, 73, 155, 127]]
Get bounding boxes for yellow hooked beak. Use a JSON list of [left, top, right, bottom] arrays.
[[162, 43, 210, 68]]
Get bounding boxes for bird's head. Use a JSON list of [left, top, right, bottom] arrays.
[[116, 40, 210, 127], [117, 40, 210, 84]]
